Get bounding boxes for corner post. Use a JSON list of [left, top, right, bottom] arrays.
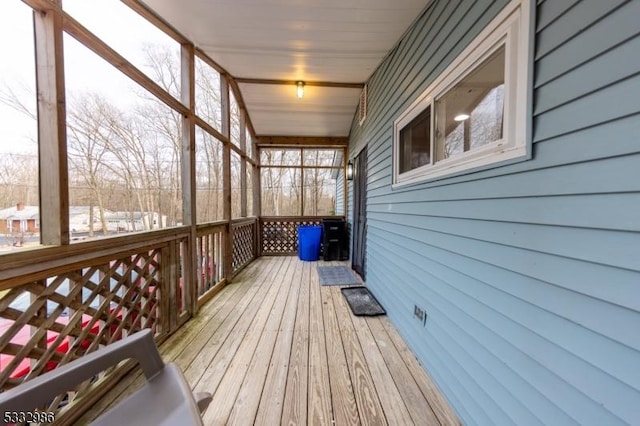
[[220, 77, 233, 281], [180, 42, 197, 316], [34, 1, 69, 246]]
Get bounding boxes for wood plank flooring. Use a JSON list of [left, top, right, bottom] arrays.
[[81, 256, 460, 426]]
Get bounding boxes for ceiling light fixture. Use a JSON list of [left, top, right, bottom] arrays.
[[296, 81, 305, 99], [454, 113, 470, 122]]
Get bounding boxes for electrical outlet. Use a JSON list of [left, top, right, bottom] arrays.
[[414, 305, 427, 326]]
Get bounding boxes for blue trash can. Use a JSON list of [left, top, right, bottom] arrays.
[[298, 225, 322, 261]]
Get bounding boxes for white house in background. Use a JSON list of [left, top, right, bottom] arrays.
[[0, 204, 167, 235], [69, 206, 111, 233], [104, 211, 167, 232]]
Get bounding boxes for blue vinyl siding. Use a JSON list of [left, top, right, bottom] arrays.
[[335, 172, 344, 215], [347, 0, 640, 424]]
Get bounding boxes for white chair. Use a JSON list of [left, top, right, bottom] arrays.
[[0, 329, 212, 425]]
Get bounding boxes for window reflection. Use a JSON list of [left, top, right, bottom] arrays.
[[436, 46, 505, 161]]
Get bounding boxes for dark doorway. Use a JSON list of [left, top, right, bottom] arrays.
[[351, 146, 367, 280]]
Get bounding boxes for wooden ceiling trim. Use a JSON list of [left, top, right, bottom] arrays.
[[195, 48, 229, 78], [257, 136, 348, 147], [236, 78, 365, 89], [21, 0, 58, 12]]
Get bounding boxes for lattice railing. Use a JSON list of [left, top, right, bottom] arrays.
[[260, 216, 343, 255], [196, 222, 226, 300], [0, 228, 191, 424], [232, 218, 257, 274]]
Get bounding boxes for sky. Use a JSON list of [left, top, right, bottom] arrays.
[[0, 0, 176, 155]]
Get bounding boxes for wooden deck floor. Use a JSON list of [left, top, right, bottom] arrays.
[[82, 256, 460, 425]]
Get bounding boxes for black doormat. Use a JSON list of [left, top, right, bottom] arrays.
[[341, 286, 386, 316], [317, 266, 360, 286]]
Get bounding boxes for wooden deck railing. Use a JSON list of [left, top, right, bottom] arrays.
[[0, 227, 193, 424], [231, 218, 258, 275], [0, 214, 324, 422], [259, 216, 345, 255], [195, 222, 226, 307]]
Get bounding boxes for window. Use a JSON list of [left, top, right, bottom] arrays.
[[195, 128, 224, 223], [195, 56, 222, 131], [393, 0, 530, 186], [260, 148, 344, 216], [65, 34, 182, 237], [63, 0, 182, 100], [0, 1, 40, 249], [231, 151, 241, 219], [399, 107, 431, 173]]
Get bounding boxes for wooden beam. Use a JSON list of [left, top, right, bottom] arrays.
[[299, 148, 304, 216], [240, 110, 248, 218], [193, 116, 228, 146], [34, 2, 69, 246], [21, 0, 57, 12], [257, 136, 348, 148], [253, 163, 261, 255], [0, 227, 192, 288], [181, 43, 196, 226], [220, 77, 233, 282], [253, 145, 261, 219], [235, 78, 365, 89], [181, 42, 198, 316]]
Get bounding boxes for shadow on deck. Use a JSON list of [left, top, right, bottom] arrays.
[[81, 256, 460, 425]]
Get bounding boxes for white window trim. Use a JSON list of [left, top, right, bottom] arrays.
[[393, 0, 531, 187]]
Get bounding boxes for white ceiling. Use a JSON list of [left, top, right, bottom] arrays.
[[142, 0, 429, 137]]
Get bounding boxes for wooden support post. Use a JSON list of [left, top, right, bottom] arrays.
[[180, 42, 197, 316], [253, 148, 261, 217], [221, 77, 233, 282], [34, 2, 69, 246], [299, 147, 305, 216], [160, 246, 171, 335], [239, 109, 248, 218], [31, 281, 47, 371], [254, 146, 262, 256]]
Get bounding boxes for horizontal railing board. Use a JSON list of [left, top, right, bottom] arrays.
[[0, 228, 191, 289]]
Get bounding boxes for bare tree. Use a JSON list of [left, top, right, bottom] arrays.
[[0, 154, 38, 207], [67, 93, 120, 235], [0, 82, 37, 121], [0, 82, 39, 218]]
